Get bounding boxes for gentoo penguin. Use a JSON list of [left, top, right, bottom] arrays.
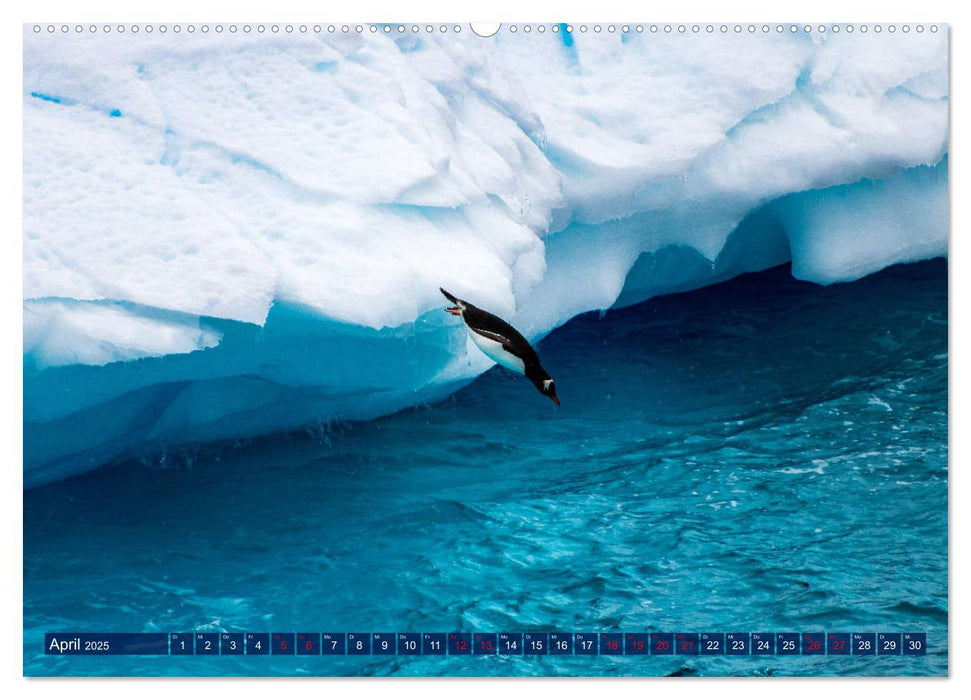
[[441, 287, 560, 405]]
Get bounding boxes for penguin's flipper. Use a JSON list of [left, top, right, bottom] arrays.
[[467, 327, 516, 355]]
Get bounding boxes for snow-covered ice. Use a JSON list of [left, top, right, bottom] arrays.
[[23, 25, 948, 485]]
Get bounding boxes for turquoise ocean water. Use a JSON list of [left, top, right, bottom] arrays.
[[24, 260, 947, 676]]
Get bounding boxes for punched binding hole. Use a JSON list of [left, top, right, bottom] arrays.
[[470, 23, 500, 37]]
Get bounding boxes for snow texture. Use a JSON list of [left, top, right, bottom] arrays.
[[23, 26, 948, 485]]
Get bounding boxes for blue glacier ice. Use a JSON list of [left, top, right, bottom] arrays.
[[22, 26, 948, 486]]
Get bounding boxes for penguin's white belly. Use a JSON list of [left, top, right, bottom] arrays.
[[468, 329, 525, 374]]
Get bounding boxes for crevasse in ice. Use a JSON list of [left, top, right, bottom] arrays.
[[22, 26, 948, 486]]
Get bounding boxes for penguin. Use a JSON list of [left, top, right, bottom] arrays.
[[441, 287, 560, 405]]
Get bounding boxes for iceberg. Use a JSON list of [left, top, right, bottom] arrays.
[[23, 25, 948, 486]]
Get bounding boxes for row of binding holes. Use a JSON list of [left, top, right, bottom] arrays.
[[33, 24, 939, 34], [30, 24, 462, 34], [552, 24, 934, 34]]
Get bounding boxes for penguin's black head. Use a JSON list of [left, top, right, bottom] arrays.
[[526, 365, 559, 406], [538, 377, 560, 406]]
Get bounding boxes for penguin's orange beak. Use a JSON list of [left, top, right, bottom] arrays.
[[550, 395, 560, 406], [445, 307, 462, 315]]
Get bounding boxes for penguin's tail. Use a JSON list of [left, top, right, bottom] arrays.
[[440, 287, 464, 315]]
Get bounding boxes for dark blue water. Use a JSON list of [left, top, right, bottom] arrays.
[[23, 260, 948, 676]]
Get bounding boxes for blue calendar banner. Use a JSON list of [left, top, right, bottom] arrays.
[[777, 633, 800, 655], [600, 633, 623, 655], [651, 633, 674, 655], [42, 630, 930, 658], [297, 633, 319, 655], [903, 633, 926, 656], [700, 633, 724, 655], [752, 633, 774, 655], [853, 633, 875, 656], [828, 633, 850, 656], [499, 632, 522, 655], [321, 633, 345, 655], [372, 633, 395, 655], [221, 633, 244, 655], [347, 633, 370, 655], [170, 633, 192, 656], [196, 633, 219, 656], [802, 633, 825, 656], [398, 633, 420, 656], [726, 633, 749, 656], [474, 633, 497, 655], [625, 633, 649, 655], [44, 633, 169, 656], [423, 633, 446, 656], [271, 633, 294, 655], [676, 633, 699, 655], [246, 633, 269, 655], [448, 633, 471, 655], [550, 632, 572, 655], [574, 633, 598, 655], [878, 633, 902, 655], [524, 632, 548, 655]]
